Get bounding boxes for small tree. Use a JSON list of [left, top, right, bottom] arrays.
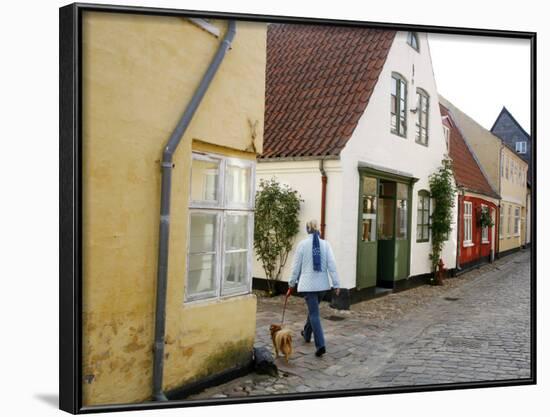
[[254, 178, 302, 294], [428, 158, 456, 281]]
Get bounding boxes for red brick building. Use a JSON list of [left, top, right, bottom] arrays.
[[440, 104, 500, 270]]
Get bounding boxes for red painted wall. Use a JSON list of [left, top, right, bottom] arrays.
[[458, 195, 499, 266]]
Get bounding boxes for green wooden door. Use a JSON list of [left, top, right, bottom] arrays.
[[377, 180, 396, 287], [356, 176, 378, 289]]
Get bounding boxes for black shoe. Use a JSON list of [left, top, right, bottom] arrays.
[[301, 330, 311, 343], [315, 347, 326, 357]]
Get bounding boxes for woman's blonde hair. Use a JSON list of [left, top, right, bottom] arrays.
[[306, 219, 319, 233]]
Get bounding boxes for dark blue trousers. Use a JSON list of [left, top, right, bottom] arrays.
[[302, 291, 326, 349]]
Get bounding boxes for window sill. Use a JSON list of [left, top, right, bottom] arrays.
[[416, 239, 429, 243], [415, 139, 429, 147], [482, 240, 490, 245], [463, 242, 474, 248], [391, 130, 407, 139], [184, 290, 252, 307]]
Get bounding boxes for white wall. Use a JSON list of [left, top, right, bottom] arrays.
[[339, 31, 458, 281], [254, 32, 458, 289], [253, 159, 346, 285]]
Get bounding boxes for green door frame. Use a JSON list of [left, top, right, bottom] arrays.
[[356, 166, 418, 287]]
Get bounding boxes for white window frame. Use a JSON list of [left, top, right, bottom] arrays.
[[514, 206, 521, 236], [463, 201, 473, 247], [481, 204, 489, 244], [499, 205, 504, 239], [186, 210, 222, 302], [442, 125, 450, 152], [224, 157, 257, 210], [186, 152, 256, 303], [189, 153, 224, 208], [507, 205, 512, 238], [516, 141, 527, 154], [221, 211, 255, 297]]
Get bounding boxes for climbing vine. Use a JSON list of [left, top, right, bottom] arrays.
[[428, 158, 456, 276], [254, 178, 302, 294]]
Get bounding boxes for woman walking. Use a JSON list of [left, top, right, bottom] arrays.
[[288, 220, 340, 357]]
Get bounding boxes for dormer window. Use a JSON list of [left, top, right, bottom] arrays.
[[442, 125, 450, 152], [515, 141, 527, 154], [407, 32, 419, 51]]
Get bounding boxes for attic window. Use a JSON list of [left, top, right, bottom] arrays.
[[515, 141, 527, 154], [442, 125, 450, 151], [407, 32, 419, 51], [188, 18, 220, 38]]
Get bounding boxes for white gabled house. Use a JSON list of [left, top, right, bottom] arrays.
[[254, 25, 457, 308]]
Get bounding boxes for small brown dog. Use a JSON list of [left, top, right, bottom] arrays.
[[269, 324, 293, 363]]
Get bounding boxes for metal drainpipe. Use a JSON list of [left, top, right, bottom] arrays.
[[319, 159, 328, 239], [152, 20, 237, 402]]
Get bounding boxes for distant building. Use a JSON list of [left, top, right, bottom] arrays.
[[491, 107, 532, 245], [440, 96, 528, 257], [254, 26, 457, 307], [440, 104, 500, 270], [491, 107, 532, 182]]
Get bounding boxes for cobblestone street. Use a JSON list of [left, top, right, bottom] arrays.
[[188, 249, 531, 399]]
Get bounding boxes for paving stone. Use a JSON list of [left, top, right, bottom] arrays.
[[187, 250, 531, 399]]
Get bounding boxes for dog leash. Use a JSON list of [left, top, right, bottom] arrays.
[[281, 287, 292, 324]]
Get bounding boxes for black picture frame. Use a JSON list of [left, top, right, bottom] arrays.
[[60, 2, 536, 414]]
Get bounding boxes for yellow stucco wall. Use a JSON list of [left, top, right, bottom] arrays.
[[82, 11, 266, 406], [499, 147, 528, 253]]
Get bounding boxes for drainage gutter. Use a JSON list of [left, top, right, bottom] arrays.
[[152, 20, 237, 402]]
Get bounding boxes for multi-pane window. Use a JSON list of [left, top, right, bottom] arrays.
[[391, 73, 407, 137], [507, 205, 512, 237], [463, 201, 473, 245], [514, 207, 520, 236], [407, 32, 419, 51], [516, 141, 527, 154], [416, 190, 430, 242], [187, 152, 255, 302], [499, 205, 504, 238], [481, 205, 489, 243], [415, 89, 429, 145]]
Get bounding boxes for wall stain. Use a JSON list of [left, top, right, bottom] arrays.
[[91, 350, 111, 362], [120, 357, 136, 373], [181, 346, 193, 358], [124, 336, 146, 353]]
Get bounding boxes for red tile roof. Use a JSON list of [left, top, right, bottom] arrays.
[[261, 24, 396, 159], [440, 104, 499, 199]]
